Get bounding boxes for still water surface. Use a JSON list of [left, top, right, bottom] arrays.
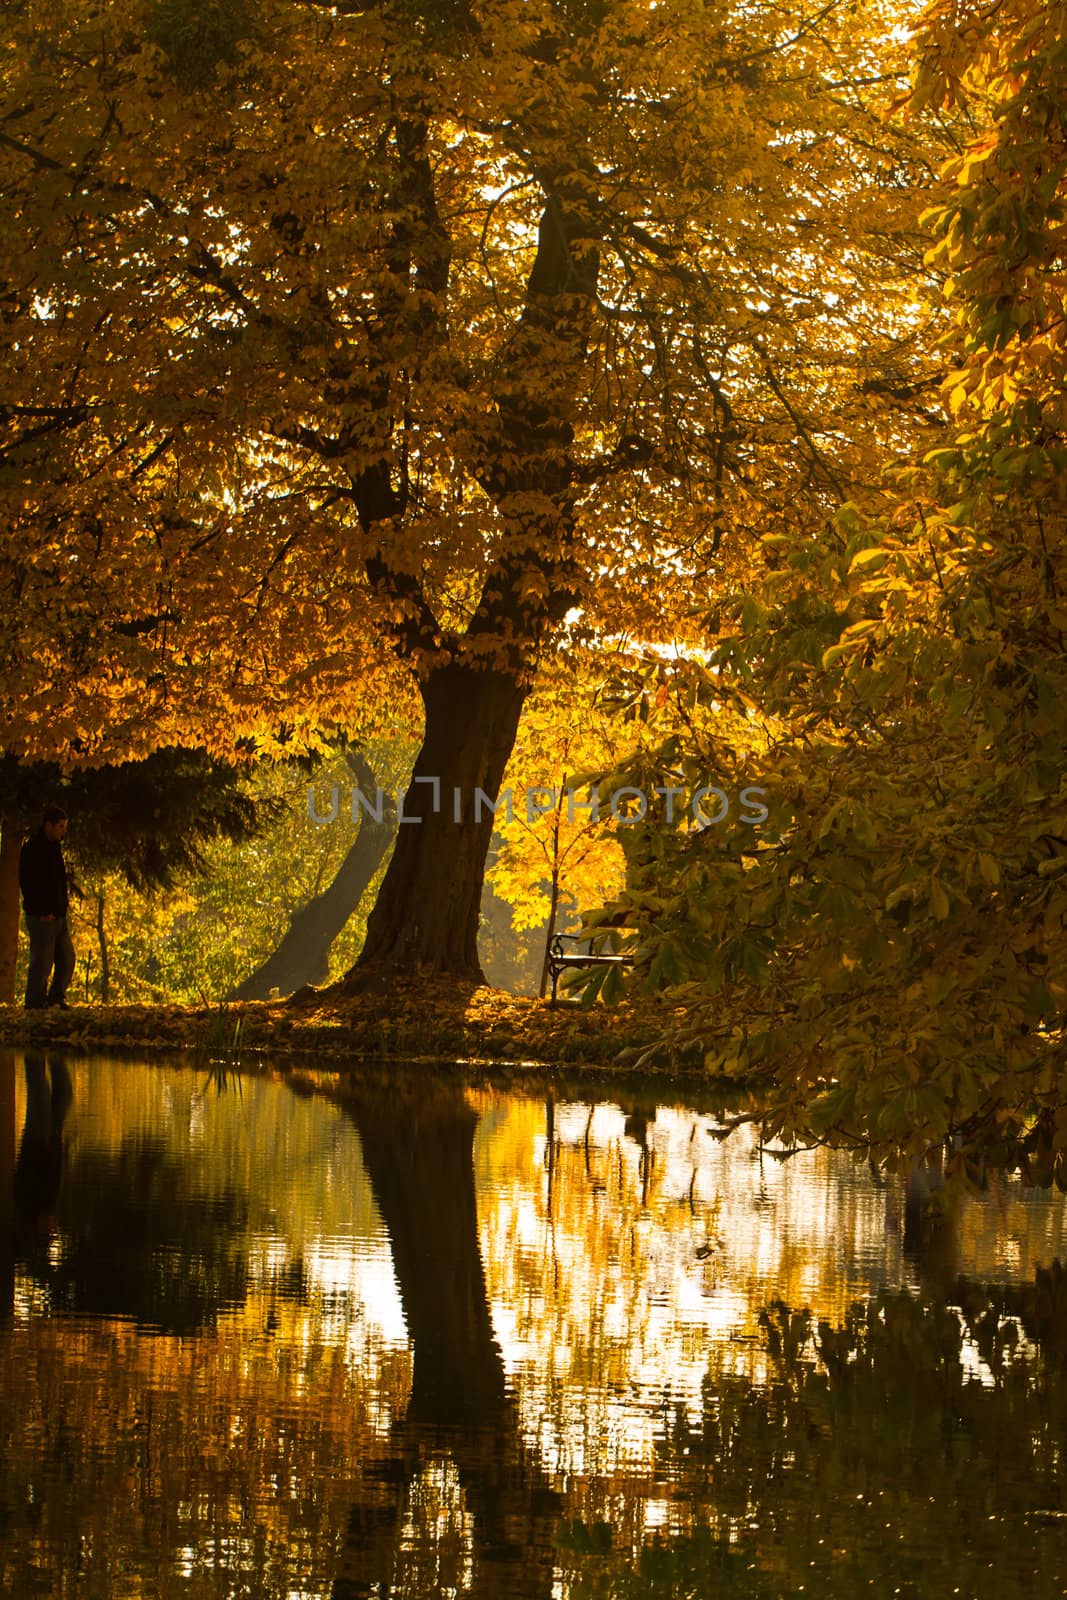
[[2, 1052, 1067, 1597]]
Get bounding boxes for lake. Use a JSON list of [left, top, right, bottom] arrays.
[[2, 1051, 1066, 1598]]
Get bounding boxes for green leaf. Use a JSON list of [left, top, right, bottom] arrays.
[[929, 879, 950, 920]]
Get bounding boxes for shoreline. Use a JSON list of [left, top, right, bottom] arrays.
[[0, 988, 741, 1107]]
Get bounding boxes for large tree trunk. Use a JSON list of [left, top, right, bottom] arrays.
[[329, 145, 597, 988], [348, 663, 529, 982], [234, 753, 396, 1001], [0, 820, 22, 1004]]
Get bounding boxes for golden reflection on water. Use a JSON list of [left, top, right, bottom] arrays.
[[472, 1089, 1067, 1487], [1, 1053, 1066, 1598]]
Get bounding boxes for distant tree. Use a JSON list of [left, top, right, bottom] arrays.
[[78, 740, 416, 1004], [486, 664, 629, 995], [0, 749, 264, 1001], [229, 747, 397, 1001]]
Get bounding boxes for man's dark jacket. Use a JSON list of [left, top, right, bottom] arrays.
[[19, 828, 68, 918]]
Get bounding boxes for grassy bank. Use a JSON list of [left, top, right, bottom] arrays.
[[0, 983, 704, 1084]]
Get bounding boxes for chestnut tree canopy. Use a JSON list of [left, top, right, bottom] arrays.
[[1, 0, 939, 972]]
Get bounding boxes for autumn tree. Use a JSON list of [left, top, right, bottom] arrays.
[[70, 742, 405, 1003], [0, 748, 263, 1001], [486, 659, 632, 994], [228, 745, 400, 1000], [589, 0, 1067, 1176], [1, 0, 940, 979]]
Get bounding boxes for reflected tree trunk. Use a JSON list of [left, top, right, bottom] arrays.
[[351, 1090, 506, 1423], [329, 1084, 559, 1600], [902, 1154, 959, 1296], [13, 1053, 72, 1234], [0, 1050, 15, 1322]]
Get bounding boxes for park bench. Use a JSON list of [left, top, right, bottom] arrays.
[[547, 930, 636, 1004]]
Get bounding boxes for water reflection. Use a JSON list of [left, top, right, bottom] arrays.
[[13, 1051, 71, 1235], [0, 1055, 1065, 1596], [0, 1051, 15, 1323], [331, 1085, 558, 1599]]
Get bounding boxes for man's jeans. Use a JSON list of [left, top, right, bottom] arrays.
[[24, 915, 76, 1009]]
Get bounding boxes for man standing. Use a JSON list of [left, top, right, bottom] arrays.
[[19, 805, 75, 1010]]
